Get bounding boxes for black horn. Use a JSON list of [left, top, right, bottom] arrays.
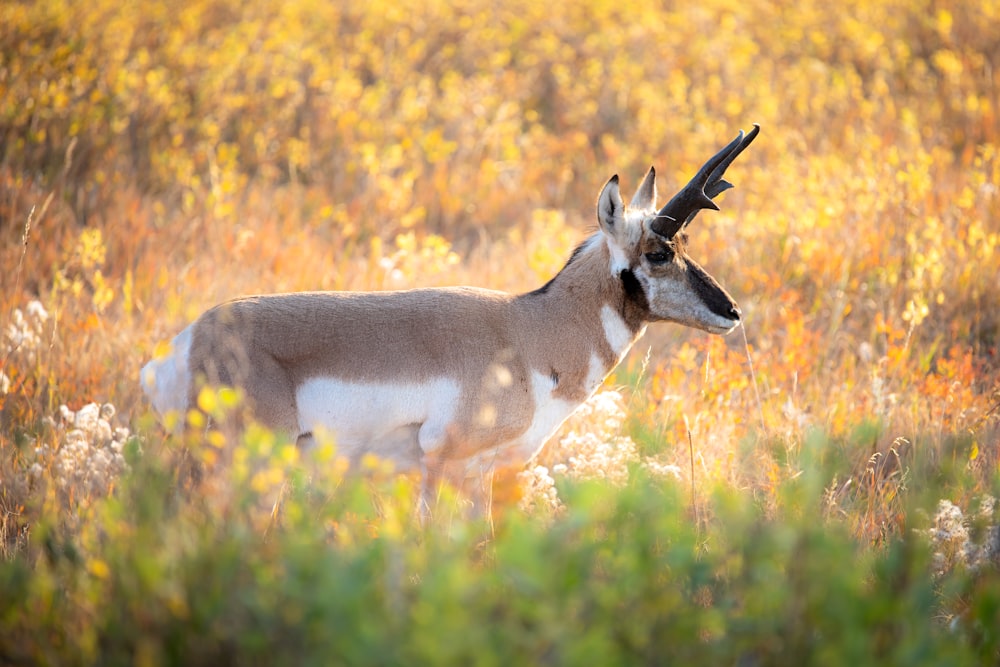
[[651, 124, 760, 239]]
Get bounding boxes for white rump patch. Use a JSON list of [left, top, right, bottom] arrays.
[[141, 325, 193, 423]]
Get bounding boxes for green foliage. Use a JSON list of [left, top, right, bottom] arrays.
[[1, 453, 998, 665]]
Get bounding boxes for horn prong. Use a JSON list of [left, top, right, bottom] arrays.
[[650, 124, 760, 238]]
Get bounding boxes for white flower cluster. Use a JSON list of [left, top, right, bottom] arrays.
[[517, 465, 563, 514], [518, 390, 682, 515], [640, 458, 684, 480], [32, 402, 133, 495], [2, 300, 49, 394], [550, 390, 636, 486], [4, 300, 49, 356], [926, 496, 999, 576]]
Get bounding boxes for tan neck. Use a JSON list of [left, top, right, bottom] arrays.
[[510, 236, 647, 398]]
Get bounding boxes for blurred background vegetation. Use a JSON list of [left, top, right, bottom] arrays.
[[2, 0, 1000, 662]]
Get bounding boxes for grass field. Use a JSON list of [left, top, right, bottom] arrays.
[[2, 0, 1000, 663]]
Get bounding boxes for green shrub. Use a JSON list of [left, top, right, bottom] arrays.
[[1, 447, 997, 666]]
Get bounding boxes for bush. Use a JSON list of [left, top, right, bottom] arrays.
[[1, 443, 998, 665]]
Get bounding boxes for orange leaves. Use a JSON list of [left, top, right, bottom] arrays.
[[914, 345, 992, 432]]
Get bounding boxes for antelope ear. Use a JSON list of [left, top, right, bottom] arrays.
[[629, 166, 657, 210], [597, 175, 625, 237]]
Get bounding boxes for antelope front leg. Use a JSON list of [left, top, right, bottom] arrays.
[[419, 452, 492, 521]]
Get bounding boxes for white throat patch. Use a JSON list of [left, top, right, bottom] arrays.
[[601, 304, 634, 357]]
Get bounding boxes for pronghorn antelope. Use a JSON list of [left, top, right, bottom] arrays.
[[142, 125, 759, 505]]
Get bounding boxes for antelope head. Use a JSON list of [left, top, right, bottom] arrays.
[[596, 125, 759, 334]]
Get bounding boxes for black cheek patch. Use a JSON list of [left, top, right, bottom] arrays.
[[620, 269, 649, 312]]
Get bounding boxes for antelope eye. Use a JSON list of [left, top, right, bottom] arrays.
[[644, 251, 671, 265]]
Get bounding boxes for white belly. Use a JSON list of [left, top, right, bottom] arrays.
[[294, 359, 605, 477], [295, 376, 461, 469]]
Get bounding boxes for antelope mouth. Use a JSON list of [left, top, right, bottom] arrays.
[[703, 305, 741, 335], [707, 319, 741, 335]]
